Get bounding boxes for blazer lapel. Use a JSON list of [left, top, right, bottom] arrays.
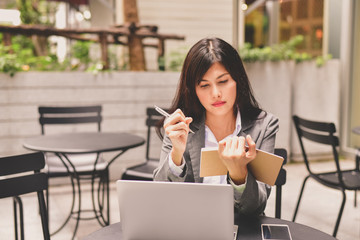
[[238, 112, 262, 142], [238, 117, 253, 137], [187, 116, 205, 183]]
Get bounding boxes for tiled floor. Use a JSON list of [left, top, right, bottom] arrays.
[[0, 159, 359, 240]]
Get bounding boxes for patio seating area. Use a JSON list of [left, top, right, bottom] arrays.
[[0, 158, 358, 240], [1, 1, 359, 240]]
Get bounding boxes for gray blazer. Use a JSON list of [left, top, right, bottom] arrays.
[[153, 111, 279, 216]]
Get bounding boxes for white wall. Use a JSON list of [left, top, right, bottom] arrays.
[[0, 60, 341, 181], [139, 0, 233, 70], [109, 0, 234, 70], [0, 71, 179, 180]]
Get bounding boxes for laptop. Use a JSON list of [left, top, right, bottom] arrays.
[[116, 180, 235, 240]]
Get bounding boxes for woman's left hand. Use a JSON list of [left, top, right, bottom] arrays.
[[218, 135, 256, 185]]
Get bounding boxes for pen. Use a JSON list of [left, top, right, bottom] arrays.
[[154, 105, 194, 134]]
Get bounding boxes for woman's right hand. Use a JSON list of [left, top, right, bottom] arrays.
[[163, 109, 193, 166]]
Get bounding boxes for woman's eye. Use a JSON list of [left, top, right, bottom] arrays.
[[219, 80, 228, 84], [200, 84, 209, 88]]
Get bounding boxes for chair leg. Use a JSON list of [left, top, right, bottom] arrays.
[[106, 172, 110, 225], [292, 175, 310, 222], [38, 192, 51, 240], [13, 196, 25, 240], [355, 151, 359, 207], [46, 188, 49, 227], [275, 185, 282, 219], [13, 196, 24, 240], [332, 190, 346, 237], [13, 198, 18, 240], [96, 171, 110, 226]]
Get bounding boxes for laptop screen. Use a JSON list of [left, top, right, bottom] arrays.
[[117, 180, 234, 240]]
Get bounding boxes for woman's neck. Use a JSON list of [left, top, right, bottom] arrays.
[[205, 111, 236, 142]]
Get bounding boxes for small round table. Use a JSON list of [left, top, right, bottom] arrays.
[[23, 132, 145, 240], [83, 215, 337, 240]]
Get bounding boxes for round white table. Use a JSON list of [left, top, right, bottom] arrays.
[[23, 132, 145, 239]]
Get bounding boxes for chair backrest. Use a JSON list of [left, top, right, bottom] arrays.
[[274, 148, 287, 219], [0, 152, 50, 240], [145, 107, 166, 161], [292, 115, 344, 186], [39, 105, 102, 135]]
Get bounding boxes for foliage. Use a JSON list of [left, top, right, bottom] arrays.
[[240, 35, 312, 63], [0, 1, 123, 76], [315, 54, 333, 67], [15, 0, 58, 57], [70, 41, 124, 73], [0, 34, 70, 76], [16, 0, 57, 26], [166, 46, 189, 72], [0, 50, 21, 77], [166, 35, 332, 71], [0, 34, 123, 76], [71, 40, 91, 69], [0, 33, 333, 77]]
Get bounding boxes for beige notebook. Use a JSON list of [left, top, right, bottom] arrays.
[[199, 147, 284, 186]]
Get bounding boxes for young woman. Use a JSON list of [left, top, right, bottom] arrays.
[[153, 37, 279, 216]]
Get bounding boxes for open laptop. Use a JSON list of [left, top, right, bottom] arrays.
[[116, 180, 235, 240]]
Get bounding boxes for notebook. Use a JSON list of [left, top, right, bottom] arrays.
[[116, 180, 235, 240], [199, 147, 284, 186]]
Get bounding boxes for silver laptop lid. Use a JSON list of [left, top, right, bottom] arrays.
[[117, 180, 234, 240]]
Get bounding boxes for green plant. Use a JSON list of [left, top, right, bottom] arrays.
[[164, 35, 330, 72], [0, 34, 71, 76], [0, 34, 129, 76], [240, 35, 309, 62], [158, 56, 165, 71], [15, 0, 58, 56], [315, 54, 332, 67], [239, 35, 332, 66], [166, 46, 189, 71], [16, 0, 57, 26], [72, 40, 91, 67], [0, 50, 22, 77]]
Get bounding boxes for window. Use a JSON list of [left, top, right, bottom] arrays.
[[244, 0, 324, 56]]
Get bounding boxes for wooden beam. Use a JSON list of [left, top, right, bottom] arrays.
[[98, 32, 109, 69], [3, 32, 12, 46], [3, 32, 12, 53], [0, 24, 185, 70], [123, 0, 146, 71], [0, 25, 184, 41]]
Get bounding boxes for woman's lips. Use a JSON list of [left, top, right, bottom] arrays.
[[212, 101, 226, 107]]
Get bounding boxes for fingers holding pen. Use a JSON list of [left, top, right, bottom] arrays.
[[164, 109, 193, 135]]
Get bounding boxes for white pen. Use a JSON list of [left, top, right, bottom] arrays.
[[154, 105, 194, 133]]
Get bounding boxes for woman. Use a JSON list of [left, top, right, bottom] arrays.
[[153, 37, 279, 216]]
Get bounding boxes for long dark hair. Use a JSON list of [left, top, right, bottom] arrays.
[[158, 37, 262, 133]]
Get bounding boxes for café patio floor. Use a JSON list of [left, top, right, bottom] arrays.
[[0, 158, 359, 240]]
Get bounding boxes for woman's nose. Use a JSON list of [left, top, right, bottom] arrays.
[[211, 86, 221, 98]]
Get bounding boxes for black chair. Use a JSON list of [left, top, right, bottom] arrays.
[[38, 105, 110, 233], [351, 126, 360, 207], [0, 152, 50, 240], [274, 148, 287, 219], [292, 115, 360, 237], [121, 107, 165, 181]]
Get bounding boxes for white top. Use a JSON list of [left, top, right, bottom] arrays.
[[168, 110, 247, 191]]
